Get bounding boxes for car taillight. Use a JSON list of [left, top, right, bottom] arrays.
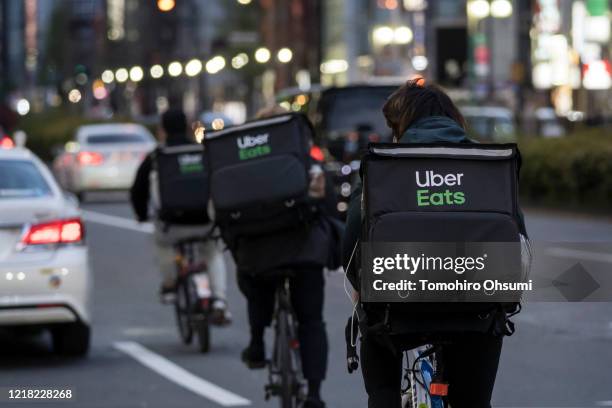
[[77, 151, 104, 166], [310, 145, 325, 162], [21, 218, 84, 246], [1, 136, 14, 149]]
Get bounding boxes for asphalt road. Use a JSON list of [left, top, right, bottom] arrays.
[[1, 196, 612, 408]]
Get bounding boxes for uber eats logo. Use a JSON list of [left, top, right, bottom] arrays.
[[415, 170, 465, 206], [237, 133, 271, 160], [178, 154, 203, 174]]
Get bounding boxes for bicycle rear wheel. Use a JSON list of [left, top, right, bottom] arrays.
[[276, 309, 298, 408], [174, 279, 193, 345], [196, 318, 210, 353]]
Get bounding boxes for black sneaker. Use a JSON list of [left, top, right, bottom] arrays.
[[241, 342, 266, 369], [303, 397, 326, 408]]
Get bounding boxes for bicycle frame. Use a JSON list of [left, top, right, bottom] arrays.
[[402, 345, 447, 408]]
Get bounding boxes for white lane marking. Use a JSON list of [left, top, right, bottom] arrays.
[[121, 327, 175, 337], [82, 210, 154, 234], [597, 402, 612, 407], [546, 247, 612, 264], [113, 341, 251, 407]]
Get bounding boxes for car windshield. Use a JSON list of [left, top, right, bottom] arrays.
[[86, 134, 150, 144], [0, 160, 53, 199], [321, 87, 395, 137]]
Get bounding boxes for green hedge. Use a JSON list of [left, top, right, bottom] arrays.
[[518, 129, 612, 209]]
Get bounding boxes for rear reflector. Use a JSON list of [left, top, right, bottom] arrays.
[[310, 145, 325, 162], [21, 218, 84, 246], [77, 151, 104, 166]]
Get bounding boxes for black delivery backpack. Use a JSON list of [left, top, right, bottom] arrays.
[[359, 142, 525, 336], [204, 113, 316, 246], [154, 144, 210, 225]]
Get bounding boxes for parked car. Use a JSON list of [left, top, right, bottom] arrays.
[[460, 106, 517, 142], [277, 82, 399, 213], [53, 123, 155, 201], [0, 146, 92, 356]]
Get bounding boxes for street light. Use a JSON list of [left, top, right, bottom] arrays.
[[157, 0, 175, 12], [68, 89, 82, 103], [373, 26, 395, 46], [277, 48, 293, 63], [320, 59, 349, 74], [206, 56, 226, 74], [115, 68, 129, 83], [101, 69, 114, 84], [255, 47, 271, 63], [185, 59, 203, 76], [232, 53, 249, 69], [168, 61, 183, 77], [129, 66, 144, 82], [16, 99, 30, 116], [150, 64, 164, 79], [467, 0, 490, 19], [490, 0, 512, 18], [394, 26, 414, 44]]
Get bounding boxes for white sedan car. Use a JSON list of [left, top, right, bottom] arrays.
[[53, 123, 155, 200], [0, 147, 91, 356]]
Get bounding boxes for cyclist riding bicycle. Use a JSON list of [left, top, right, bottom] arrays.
[[229, 106, 340, 408], [342, 79, 528, 408], [130, 108, 231, 324]]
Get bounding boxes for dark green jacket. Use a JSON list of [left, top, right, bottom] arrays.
[[342, 116, 526, 289]]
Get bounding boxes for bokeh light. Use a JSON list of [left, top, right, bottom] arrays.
[[168, 61, 183, 77], [115, 68, 129, 83], [68, 89, 82, 103], [185, 59, 203, 77], [150, 64, 164, 79], [255, 47, 271, 63]]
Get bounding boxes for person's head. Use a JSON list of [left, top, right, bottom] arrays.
[[382, 78, 466, 142], [160, 109, 188, 143]]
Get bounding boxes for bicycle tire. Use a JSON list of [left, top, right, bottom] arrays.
[[197, 318, 211, 353], [174, 279, 193, 345], [277, 309, 297, 408]]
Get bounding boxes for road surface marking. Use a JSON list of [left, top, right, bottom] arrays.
[[114, 341, 251, 407], [597, 402, 612, 406], [82, 210, 154, 234], [122, 326, 175, 337], [547, 247, 612, 264]]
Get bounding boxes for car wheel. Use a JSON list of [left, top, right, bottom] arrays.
[[51, 322, 90, 357]]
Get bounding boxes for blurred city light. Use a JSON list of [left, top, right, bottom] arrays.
[[277, 48, 293, 63], [232, 53, 249, 69], [372, 26, 394, 46], [237, 0, 252, 4], [92, 80, 108, 100], [68, 89, 82, 103], [211, 118, 225, 130], [185, 59, 203, 76], [129, 66, 144, 82], [412, 55, 429, 71], [16, 98, 30, 116], [168, 61, 183, 77], [193, 121, 205, 143], [255, 47, 271, 63], [490, 0, 513, 18], [115, 68, 129, 83], [75, 73, 88, 86], [205, 56, 226, 74], [101, 69, 114, 84], [467, 0, 490, 19], [150, 64, 164, 79], [320, 59, 349, 74], [394, 26, 414, 44], [157, 0, 175, 12]]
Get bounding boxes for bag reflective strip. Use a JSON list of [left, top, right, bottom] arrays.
[[160, 145, 203, 154], [205, 115, 293, 140], [370, 146, 514, 158]]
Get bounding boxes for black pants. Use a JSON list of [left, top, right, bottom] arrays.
[[237, 267, 328, 381], [361, 332, 503, 408]]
